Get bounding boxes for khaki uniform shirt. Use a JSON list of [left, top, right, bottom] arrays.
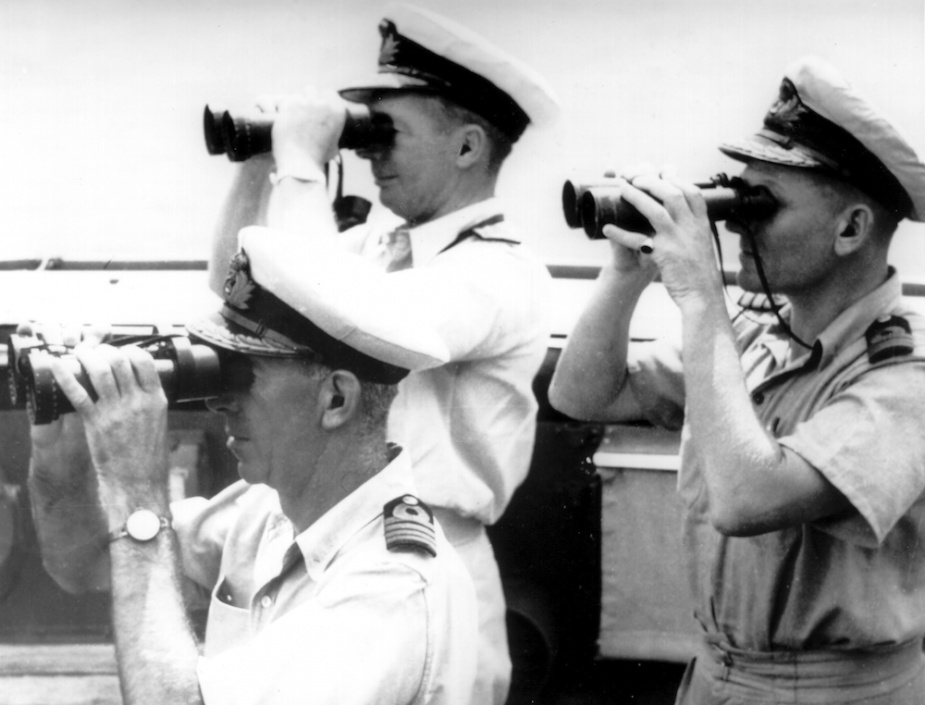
[[628, 271, 925, 651]]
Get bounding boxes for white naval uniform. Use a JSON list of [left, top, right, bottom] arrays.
[[344, 197, 552, 704], [171, 449, 477, 705]]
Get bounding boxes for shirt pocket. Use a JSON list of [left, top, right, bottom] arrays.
[[204, 576, 251, 658]]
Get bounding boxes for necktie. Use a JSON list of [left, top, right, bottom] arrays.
[[382, 226, 413, 272]]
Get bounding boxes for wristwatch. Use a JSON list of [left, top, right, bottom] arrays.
[[108, 509, 171, 544]]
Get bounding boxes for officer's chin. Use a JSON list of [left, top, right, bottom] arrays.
[[735, 265, 763, 293], [236, 462, 270, 488]]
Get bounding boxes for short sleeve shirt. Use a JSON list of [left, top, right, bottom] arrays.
[[627, 271, 925, 651], [170, 450, 478, 705]]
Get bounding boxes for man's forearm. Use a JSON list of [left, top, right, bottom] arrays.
[[110, 530, 203, 705], [208, 156, 274, 294], [549, 266, 649, 421], [679, 298, 785, 529], [28, 451, 111, 593], [265, 177, 340, 240]]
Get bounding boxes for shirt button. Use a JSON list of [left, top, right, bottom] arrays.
[[753, 392, 765, 405], [260, 595, 273, 609]]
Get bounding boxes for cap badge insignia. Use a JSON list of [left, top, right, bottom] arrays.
[[378, 21, 400, 66], [223, 250, 256, 310], [765, 78, 809, 136]]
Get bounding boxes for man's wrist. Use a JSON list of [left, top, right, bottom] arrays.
[[269, 165, 326, 187], [599, 264, 651, 300], [30, 433, 90, 465], [676, 287, 726, 319], [99, 481, 170, 527], [28, 461, 94, 512], [108, 509, 172, 545]]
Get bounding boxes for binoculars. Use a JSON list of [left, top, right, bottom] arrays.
[[203, 103, 393, 162], [563, 173, 778, 239], [7, 334, 224, 425]]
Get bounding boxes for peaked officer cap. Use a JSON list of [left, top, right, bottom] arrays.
[[720, 56, 925, 221], [339, 3, 559, 141], [188, 227, 449, 384]]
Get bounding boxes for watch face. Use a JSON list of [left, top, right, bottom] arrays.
[[125, 509, 162, 542]]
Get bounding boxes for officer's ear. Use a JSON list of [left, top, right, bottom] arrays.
[[833, 204, 874, 256], [455, 124, 487, 168], [319, 370, 362, 430]]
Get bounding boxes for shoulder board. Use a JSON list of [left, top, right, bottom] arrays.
[[866, 314, 914, 364], [383, 495, 437, 557], [469, 223, 520, 246], [440, 215, 520, 254]]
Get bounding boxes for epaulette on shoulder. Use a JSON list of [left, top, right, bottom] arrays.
[[866, 314, 914, 364], [470, 214, 519, 246], [383, 495, 437, 557], [469, 224, 520, 246]]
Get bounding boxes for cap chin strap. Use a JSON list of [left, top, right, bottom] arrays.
[[740, 228, 811, 350], [220, 306, 315, 357]]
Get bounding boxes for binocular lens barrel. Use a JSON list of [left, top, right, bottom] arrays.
[[221, 113, 275, 163], [9, 336, 224, 425], [203, 103, 390, 162], [564, 174, 777, 239], [580, 186, 654, 237], [562, 177, 619, 229]]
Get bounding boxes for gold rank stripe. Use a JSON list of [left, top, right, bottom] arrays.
[[384, 519, 437, 557]]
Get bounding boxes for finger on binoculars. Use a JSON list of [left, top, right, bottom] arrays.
[[254, 93, 297, 113], [48, 356, 94, 415], [82, 323, 112, 347], [601, 224, 653, 252], [71, 345, 122, 401], [21, 322, 78, 347], [658, 164, 679, 180], [122, 345, 162, 393], [620, 162, 659, 182], [98, 346, 140, 395]]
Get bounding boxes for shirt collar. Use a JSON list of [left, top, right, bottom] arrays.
[[814, 267, 904, 366], [760, 268, 904, 370], [294, 445, 418, 581], [406, 197, 507, 267]]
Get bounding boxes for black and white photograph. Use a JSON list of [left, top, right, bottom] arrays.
[[1, 0, 923, 703]]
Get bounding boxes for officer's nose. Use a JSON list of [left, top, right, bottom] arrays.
[[355, 144, 386, 161], [724, 217, 746, 236], [355, 129, 394, 161]]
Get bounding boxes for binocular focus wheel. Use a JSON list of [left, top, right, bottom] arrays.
[[27, 358, 62, 425]]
